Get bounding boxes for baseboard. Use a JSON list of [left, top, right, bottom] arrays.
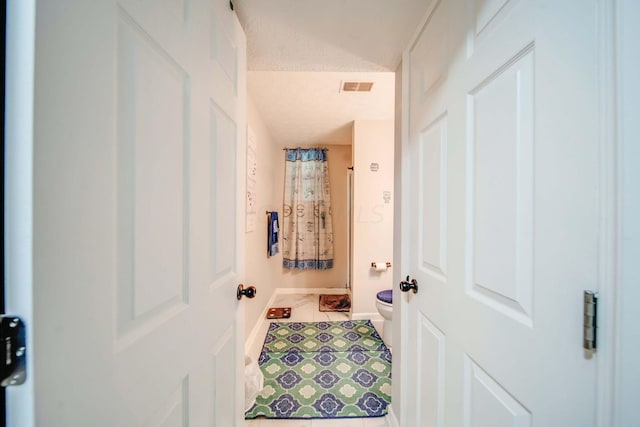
[[351, 312, 382, 321], [244, 287, 352, 353], [244, 290, 278, 354], [386, 404, 400, 427], [274, 287, 351, 295]]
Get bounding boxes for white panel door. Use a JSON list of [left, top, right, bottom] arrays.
[[5, 0, 246, 425], [402, 0, 600, 425]]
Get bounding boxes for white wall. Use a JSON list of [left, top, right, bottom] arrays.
[[272, 143, 352, 289], [244, 96, 280, 337], [351, 120, 394, 317], [616, 1, 640, 424]]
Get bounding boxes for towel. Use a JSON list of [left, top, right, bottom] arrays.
[[268, 212, 279, 257]]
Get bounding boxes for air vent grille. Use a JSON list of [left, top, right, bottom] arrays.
[[342, 81, 374, 92]]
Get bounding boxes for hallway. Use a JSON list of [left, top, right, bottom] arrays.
[[5, 0, 639, 425]]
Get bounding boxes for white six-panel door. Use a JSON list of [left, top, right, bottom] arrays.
[[401, 0, 600, 425], [6, 0, 246, 425]]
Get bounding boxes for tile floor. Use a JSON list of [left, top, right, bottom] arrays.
[[245, 292, 388, 427]]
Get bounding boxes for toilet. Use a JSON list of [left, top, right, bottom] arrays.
[[375, 289, 393, 346]]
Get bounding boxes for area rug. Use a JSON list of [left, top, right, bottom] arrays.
[[245, 320, 391, 419], [318, 294, 351, 312]]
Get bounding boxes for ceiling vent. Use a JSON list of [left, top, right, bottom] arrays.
[[341, 81, 374, 92]]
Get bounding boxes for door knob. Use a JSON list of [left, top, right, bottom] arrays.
[[237, 284, 257, 300], [399, 276, 418, 293]]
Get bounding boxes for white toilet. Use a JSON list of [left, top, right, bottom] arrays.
[[375, 290, 393, 346]]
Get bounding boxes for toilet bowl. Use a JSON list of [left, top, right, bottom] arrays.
[[376, 290, 393, 346]]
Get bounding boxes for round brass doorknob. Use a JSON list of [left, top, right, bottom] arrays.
[[237, 284, 257, 300]]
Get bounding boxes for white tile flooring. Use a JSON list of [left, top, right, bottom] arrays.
[[245, 293, 389, 427]]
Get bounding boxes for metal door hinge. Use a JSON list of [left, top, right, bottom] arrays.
[[0, 316, 27, 387], [583, 291, 598, 351]]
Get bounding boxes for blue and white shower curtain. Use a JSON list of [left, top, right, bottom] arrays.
[[282, 148, 334, 270]]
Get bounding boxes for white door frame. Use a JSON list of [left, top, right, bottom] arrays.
[[594, 1, 617, 425], [611, 1, 640, 425], [5, 1, 36, 425]]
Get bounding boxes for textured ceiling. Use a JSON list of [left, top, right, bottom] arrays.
[[236, 0, 430, 71], [248, 71, 395, 146], [237, 1, 430, 147]]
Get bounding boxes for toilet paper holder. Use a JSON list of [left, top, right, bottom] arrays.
[[371, 262, 392, 268]]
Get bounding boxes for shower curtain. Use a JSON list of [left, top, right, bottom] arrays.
[[282, 148, 334, 270]]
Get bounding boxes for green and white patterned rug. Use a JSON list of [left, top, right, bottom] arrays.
[[245, 320, 392, 419]]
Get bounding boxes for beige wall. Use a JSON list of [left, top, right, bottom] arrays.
[[244, 109, 394, 335], [245, 99, 354, 336], [273, 143, 352, 289], [351, 120, 395, 317], [244, 96, 280, 337]]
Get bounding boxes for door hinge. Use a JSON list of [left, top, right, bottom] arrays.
[[583, 291, 598, 351], [0, 316, 27, 387]]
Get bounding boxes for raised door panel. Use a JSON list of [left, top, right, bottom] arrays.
[[463, 356, 531, 427], [409, 0, 448, 132], [211, 327, 237, 427], [211, 0, 239, 97], [416, 315, 446, 427], [145, 378, 190, 427], [473, 0, 510, 36], [466, 47, 534, 326], [209, 101, 238, 282], [211, 2, 237, 80], [413, 0, 447, 98], [117, 10, 190, 337], [419, 114, 448, 282]]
